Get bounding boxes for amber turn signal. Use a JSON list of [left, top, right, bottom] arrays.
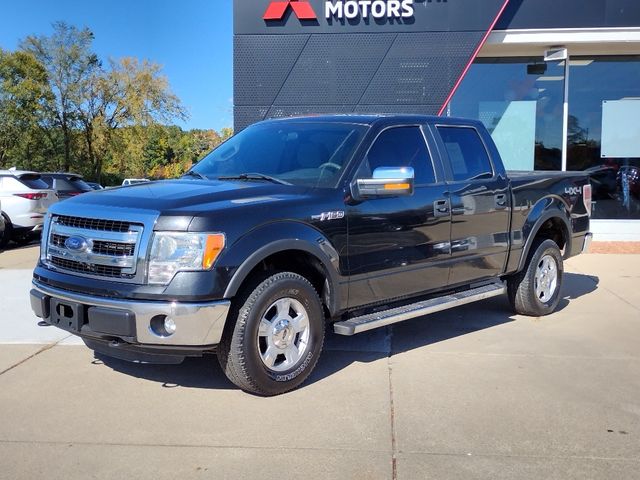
[[384, 183, 411, 190], [202, 234, 225, 269]]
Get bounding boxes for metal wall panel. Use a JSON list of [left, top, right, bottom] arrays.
[[234, 35, 310, 106], [358, 32, 483, 106], [274, 34, 396, 105], [497, 0, 640, 29]]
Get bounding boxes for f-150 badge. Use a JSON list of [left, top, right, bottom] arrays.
[[312, 211, 345, 222]]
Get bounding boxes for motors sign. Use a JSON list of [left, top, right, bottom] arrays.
[[263, 0, 415, 23]]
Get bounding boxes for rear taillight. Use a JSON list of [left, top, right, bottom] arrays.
[[14, 193, 46, 200], [583, 184, 592, 217]]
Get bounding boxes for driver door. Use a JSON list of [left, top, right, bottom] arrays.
[[346, 125, 451, 308]]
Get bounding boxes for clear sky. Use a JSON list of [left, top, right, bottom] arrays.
[[0, 0, 234, 131]]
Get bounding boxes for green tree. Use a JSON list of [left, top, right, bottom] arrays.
[[20, 21, 100, 171], [0, 49, 53, 168], [76, 57, 187, 180]]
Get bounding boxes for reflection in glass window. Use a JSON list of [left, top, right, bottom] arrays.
[[437, 127, 493, 181], [361, 127, 435, 185]]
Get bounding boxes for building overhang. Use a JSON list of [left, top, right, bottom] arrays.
[[481, 27, 640, 57]]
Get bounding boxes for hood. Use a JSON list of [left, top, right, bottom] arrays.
[[49, 179, 311, 221]]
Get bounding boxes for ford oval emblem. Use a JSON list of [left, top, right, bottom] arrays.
[[65, 236, 89, 252]]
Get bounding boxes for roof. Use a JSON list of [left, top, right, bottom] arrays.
[[0, 170, 39, 176], [259, 114, 482, 128], [40, 172, 84, 179]]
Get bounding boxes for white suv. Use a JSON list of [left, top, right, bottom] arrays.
[[0, 170, 57, 247]]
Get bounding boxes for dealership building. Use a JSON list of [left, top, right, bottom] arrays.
[[234, 0, 640, 240]]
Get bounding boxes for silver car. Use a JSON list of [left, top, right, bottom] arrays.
[[0, 170, 57, 247]]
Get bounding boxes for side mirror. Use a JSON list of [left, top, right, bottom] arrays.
[[353, 167, 415, 200]]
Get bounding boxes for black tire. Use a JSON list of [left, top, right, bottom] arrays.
[[0, 221, 12, 249], [217, 271, 325, 396], [508, 239, 564, 316]]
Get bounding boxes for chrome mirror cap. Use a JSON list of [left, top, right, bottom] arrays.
[[353, 166, 415, 199]]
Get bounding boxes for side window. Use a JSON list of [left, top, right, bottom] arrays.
[[359, 126, 436, 185], [437, 127, 493, 182]]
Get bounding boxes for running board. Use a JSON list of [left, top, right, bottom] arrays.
[[333, 282, 506, 336]]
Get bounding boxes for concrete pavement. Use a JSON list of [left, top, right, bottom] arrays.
[[0, 245, 639, 479]]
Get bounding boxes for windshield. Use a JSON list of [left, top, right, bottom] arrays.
[[191, 122, 368, 188]]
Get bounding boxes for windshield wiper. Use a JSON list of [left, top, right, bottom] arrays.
[[182, 170, 208, 180], [218, 173, 291, 186]]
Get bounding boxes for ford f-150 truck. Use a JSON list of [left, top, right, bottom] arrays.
[[30, 115, 592, 395]]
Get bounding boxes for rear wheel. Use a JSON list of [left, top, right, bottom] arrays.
[[217, 272, 325, 396], [507, 239, 564, 316]]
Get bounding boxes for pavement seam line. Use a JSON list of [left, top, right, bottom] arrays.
[[0, 439, 390, 454], [387, 326, 398, 480], [398, 450, 640, 462], [0, 335, 71, 377]]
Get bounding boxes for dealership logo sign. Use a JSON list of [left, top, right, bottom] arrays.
[[263, 0, 318, 20], [263, 0, 415, 22]]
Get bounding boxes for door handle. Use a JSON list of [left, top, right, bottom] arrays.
[[451, 207, 467, 215], [434, 199, 449, 217], [495, 193, 508, 208]]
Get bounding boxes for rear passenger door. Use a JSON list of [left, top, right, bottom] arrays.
[[432, 124, 511, 287]]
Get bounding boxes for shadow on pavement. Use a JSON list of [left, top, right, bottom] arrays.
[[95, 354, 235, 390], [0, 238, 40, 253], [96, 272, 599, 393]]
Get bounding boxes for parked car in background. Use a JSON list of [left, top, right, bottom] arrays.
[[0, 200, 5, 249], [86, 182, 104, 190], [122, 178, 150, 186], [0, 170, 57, 247], [40, 173, 94, 200]]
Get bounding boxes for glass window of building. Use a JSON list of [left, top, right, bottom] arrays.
[[449, 57, 566, 172], [567, 56, 640, 220]]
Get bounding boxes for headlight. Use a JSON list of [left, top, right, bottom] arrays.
[[147, 232, 225, 285]]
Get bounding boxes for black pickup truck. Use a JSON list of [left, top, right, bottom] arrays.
[[30, 115, 592, 395]]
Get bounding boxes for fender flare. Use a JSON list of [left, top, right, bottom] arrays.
[[517, 198, 572, 272], [220, 223, 343, 315]]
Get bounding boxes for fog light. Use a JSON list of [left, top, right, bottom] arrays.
[[150, 315, 176, 337], [164, 317, 177, 335]]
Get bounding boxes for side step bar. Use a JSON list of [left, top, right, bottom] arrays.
[[333, 282, 506, 336]]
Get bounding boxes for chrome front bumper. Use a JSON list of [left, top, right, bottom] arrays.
[[31, 280, 230, 347]]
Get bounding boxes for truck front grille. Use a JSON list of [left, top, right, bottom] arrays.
[[45, 215, 144, 281]]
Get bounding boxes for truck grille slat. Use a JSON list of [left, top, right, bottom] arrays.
[[50, 256, 130, 278], [55, 215, 139, 233], [51, 234, 135, 257]]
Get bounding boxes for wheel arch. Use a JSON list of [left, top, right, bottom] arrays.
[[221, 224, 343, 317], [517, 198, 571, 272]]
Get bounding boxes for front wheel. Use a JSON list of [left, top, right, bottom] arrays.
[[507, 239, 564, 316], [217, 272, 325, 396]]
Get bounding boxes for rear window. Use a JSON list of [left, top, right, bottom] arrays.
[[17, 174, 49, 189], [46, 176, 93, 192], [65, 177, 93, 192], [437, 126, 494, 182]]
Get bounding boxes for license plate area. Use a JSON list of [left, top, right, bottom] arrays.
[[49, 298, 85, 332]]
